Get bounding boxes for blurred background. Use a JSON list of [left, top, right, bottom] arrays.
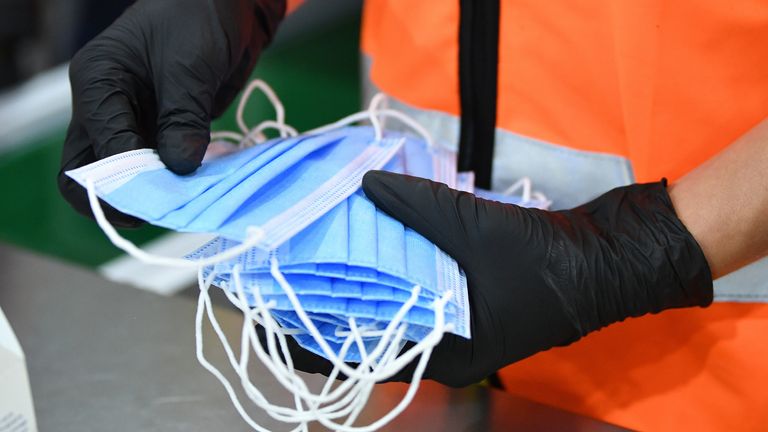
[[0, 0, 363, 292]]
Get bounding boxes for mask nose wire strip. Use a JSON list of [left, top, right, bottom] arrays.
[[85, 177, 266, 268]]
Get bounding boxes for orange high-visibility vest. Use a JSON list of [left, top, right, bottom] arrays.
[[361, 1, 768, 430]]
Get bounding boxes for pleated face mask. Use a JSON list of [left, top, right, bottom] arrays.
[[70, 81, 548, 432]]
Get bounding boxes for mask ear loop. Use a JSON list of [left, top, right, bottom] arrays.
[[85, 178, 267, 268], [501, 177, 552, 208], [210, 79, 289, 146], [236, 80, 299, 148], [223, 265, 380, 421], [199, 266, 329, 427], [194, 268, 308, 432], [267, 257, 457, 431], [304, 93, 436, 150], [216, 267, 392, 427], [200, 246, 395, 416], [304, 292, 452, 432], [270, 256, 425, 381], [502, 177, 532, 202], [237, 80, 286, 135], [198, 263, 438, 432], [210, 130, 246, 144]]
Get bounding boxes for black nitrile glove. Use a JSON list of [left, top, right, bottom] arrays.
[[58, 0, 285, 226], [282, 171, 713, 387]]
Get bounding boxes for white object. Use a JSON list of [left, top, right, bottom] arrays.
[[99, 232, 217, 296], [0, 306, 37, 432]]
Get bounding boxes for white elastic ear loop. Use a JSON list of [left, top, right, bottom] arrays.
[[252, 264, 416, 403], [502, 177, 532, 202], [313, 325, 407, 432], [267, 254, 455, 424], [203, 264, 452, 431], [85, 178, 265, 268], [237, 80, 287, 135], [205, 266, 384, 424], [269, 256, 424, 381], [226, 270, 389, 425], [367, 93, 388, 142], [210, 130, 245, 143], [501, 177, 552, 207], [195, 269, 305, 432], [225, 267, 374, 420], [199, 268, 321, 426], [312, 294, 451, 432], [241, 120, 300, 148], [253, 120, 299, 139], [229, 269, 322, 424], [257, 260, 427, 423], [304, 98, 436, 150], [305, 109, 434, 149]]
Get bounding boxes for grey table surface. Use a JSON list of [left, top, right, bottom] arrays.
[[0, 243, 627, 431]]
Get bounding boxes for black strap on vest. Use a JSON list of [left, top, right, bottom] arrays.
[[458, 0, 504, 390], [458, 0, 500, 189]]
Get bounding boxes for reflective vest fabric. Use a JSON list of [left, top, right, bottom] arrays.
[[361, 0, 768, 183], [361, 1, 768, 430]]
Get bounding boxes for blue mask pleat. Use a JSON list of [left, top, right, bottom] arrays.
[[381, 146, 406, 174], [375, 210, 407, 282], [404, 227, 438, 295], [345, 266, 379, 283], [360, 283, 393, 301], [103, 139, 293, 221], [347, 191, 378, 268], [282, 197, 349, 265], [158, 134, 311, 226], [315, 263, 348, 278], [402, 135, 434, 178], [184, 132, 351, 234], [330, 279, 362, 298], [280, 263, 318, 275]]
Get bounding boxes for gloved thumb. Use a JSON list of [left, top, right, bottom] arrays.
[[154, 75, 214, 175], [362, 170, 481, 265]]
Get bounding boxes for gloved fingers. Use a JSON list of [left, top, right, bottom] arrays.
[[362, 171, 481, 264], [152, 54, 220, 175], [61, 52, 148, 227], [68, 46, 149, 160]]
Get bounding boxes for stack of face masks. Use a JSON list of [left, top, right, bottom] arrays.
[[66, 81, 549, 431]]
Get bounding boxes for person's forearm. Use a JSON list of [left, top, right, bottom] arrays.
[[669, 118, 768, 279]]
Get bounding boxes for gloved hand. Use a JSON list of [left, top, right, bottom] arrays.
[[58, 0, 286, 226], [283, 171, 713, 387]]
